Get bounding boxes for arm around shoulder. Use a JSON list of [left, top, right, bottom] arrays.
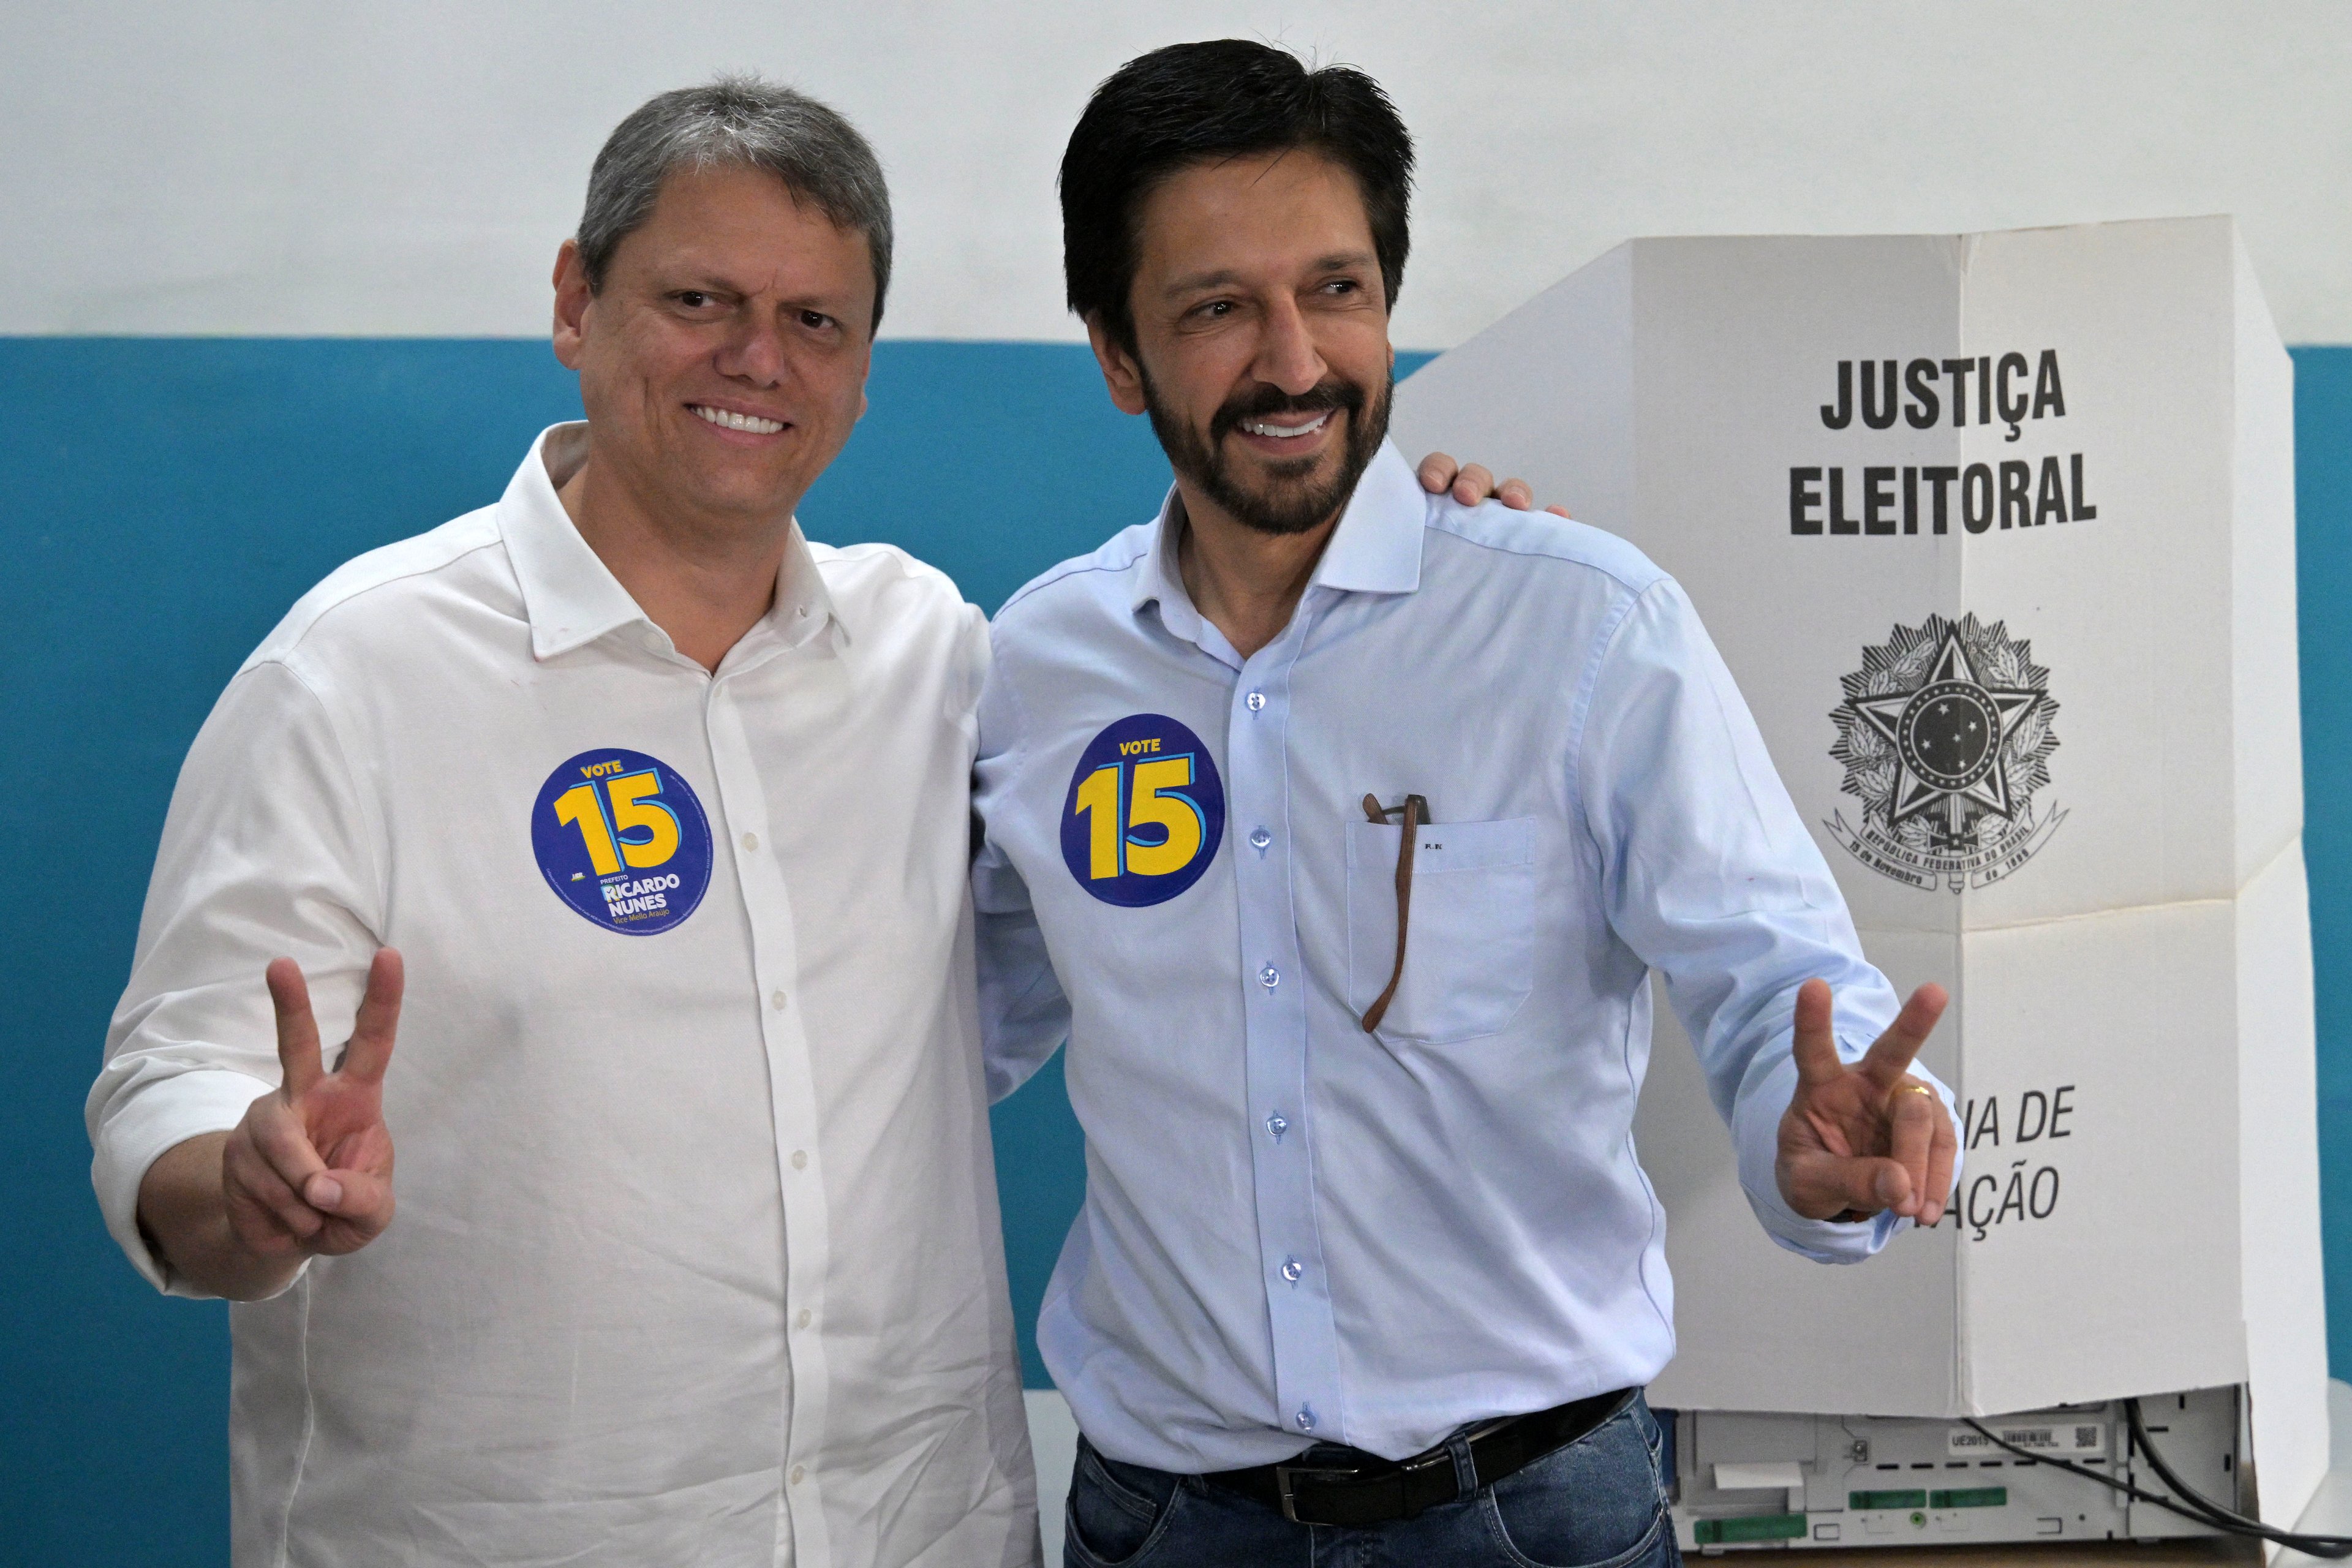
[[969, 632, 1071, 1103]]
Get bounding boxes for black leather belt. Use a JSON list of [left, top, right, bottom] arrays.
[[1204, 1387, 1636, 1527]]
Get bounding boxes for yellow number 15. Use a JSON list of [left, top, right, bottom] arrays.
[[552, 770, 681, 877], [1074, 755, 1204, 880]]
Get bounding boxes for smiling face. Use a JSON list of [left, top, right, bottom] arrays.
[[1093, 149, 1395, 537], [552, 162, 875, 533]]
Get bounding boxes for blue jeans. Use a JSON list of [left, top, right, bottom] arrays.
[[1064, 1395, 1681, 1568]]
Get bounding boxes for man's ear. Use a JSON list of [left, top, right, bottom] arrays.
[[551, 238, 594, 372], [1084, 312, 1150, 417]]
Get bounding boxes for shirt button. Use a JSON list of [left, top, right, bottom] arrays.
[[641, 630, 663, 652], [790, 1149, 809, 1170], [1265, 1112, 1289, 1141], [796, 606, 809, 619], [1258, 964, 1280, 989], [1246, 690, 1267, 712], [771, 989, 788, 1010], [1295, 1407, 1317, 1433], [1249, 826, 1272, 850], [796, 1308, 812, 1329], [741, 831, 760, 851], [790, 1464, 807, 1485], [1281, 1257, 1303, 1283]]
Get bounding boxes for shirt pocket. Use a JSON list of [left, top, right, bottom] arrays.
[[1345, 816, 1538, 1046]]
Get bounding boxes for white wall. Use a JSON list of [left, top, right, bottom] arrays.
[[8, 1, 2351, 347]]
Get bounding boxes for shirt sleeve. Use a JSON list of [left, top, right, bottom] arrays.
[[1577, 578, 1961, 1264], [87, 657, 386, 1296], [969, 634, 1071, 1106]]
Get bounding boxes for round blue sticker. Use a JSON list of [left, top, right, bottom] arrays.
[[1059, 714, 1225, 907], [530, 748, 713, 935]]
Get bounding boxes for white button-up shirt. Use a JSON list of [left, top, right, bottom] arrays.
[[973, 441, 1953, 1474], [88, 426, 1039, 1568]]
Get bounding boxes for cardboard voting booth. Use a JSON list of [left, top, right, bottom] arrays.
[[1390, 218, 2329, 1528]]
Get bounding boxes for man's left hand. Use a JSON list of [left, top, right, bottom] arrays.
[[1776, 977, 1956, 1226], [1416, 451, 1571, 516]]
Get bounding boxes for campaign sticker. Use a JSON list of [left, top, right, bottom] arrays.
[[1059, 714, 1224, 907], [530, 748, 712, 935]]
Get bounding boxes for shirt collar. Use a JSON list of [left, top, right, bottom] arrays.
[[498, 423, 846, 663], [1129, 437, 1428, 630], [1306, 439, 1428, 595]]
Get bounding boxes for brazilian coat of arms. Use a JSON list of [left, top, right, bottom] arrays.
[[1825, 614, 2064, 893]]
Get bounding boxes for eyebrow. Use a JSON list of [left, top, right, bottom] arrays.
[[658, 269, 858, 312], [1160, 251, 1378, 298]]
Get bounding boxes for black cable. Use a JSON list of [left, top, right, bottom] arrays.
[[2117, 1408, 2316, 1540], [1954, 1406, 2352, 1559], [1955, 1416, 2256, 1532], [2123, 1399, 2352, 1559]]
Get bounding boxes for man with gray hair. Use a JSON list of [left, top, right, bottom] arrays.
[[92, 77, 1041, 1566]]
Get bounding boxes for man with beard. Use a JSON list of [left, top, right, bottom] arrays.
[[972, 40, 1962, 1567]]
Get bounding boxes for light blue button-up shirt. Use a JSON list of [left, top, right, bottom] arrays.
[[973, 439, 1940, 1473]]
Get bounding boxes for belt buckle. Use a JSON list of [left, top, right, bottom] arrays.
[[1275, 1463, 1357, 1524], [1276, 1448, 1456, 1526]]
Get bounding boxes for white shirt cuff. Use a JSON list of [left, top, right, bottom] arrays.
[[91, 1067, 271, 1297]]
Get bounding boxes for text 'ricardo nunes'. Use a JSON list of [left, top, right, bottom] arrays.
[[1792, 350, 2095, 536]]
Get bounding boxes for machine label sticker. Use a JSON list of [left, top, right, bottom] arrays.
[[1950, 1421, 2103, 1458], [531, 748, 712, 935], [1825, 614, 2064, 893], [1060, 714, 1224, 907]]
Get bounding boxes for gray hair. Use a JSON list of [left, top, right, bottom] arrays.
[[578, 75, 894, 332]]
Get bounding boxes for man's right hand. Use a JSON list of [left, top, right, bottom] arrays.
[[140, 949, 404, 1297], [226, 948, 404, 1261]]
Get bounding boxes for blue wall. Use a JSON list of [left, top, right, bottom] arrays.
[[0, 338, 2340, 1562], [2300, 348, 2352, 1379]]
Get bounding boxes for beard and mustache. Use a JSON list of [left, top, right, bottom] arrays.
[[1140, 362, 1394, 538]]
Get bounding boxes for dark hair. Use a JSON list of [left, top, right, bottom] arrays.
[[579, 75, 894, 333], [1060, 40, 1414, 352]]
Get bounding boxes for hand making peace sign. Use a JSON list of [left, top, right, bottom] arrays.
[[219, 948, 405, 1264], [1775, 977, 1957, 1227]]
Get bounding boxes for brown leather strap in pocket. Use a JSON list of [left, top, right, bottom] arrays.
[[1359, 793, 1429, 1033]]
